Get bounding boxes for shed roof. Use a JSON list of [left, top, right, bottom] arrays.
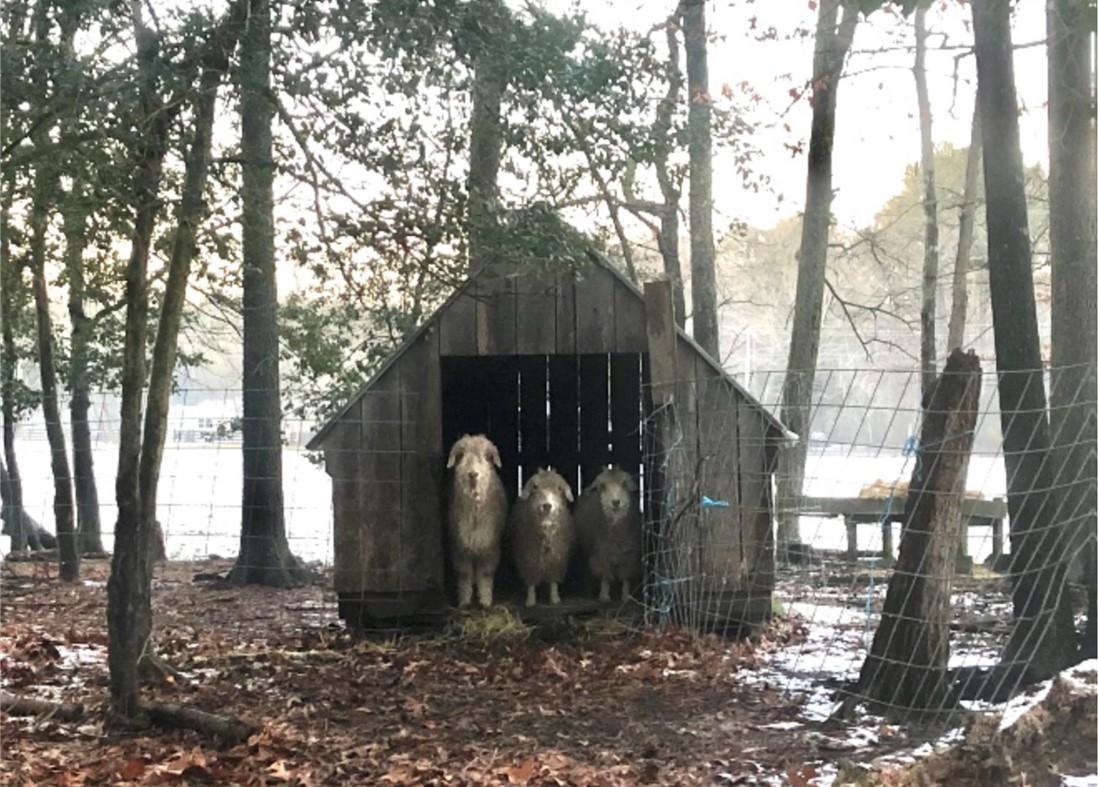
[[306, 251, 793, 450]]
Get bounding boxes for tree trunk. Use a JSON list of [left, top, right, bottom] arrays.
[[914, 8, 938, 400], [857, 349, 981, 712], [142, 0, 243, 575], [776, 0, 858, 552], [107, 0, 173, 726], [0, 4, 28, 554], [26, 0, 78, 580], [655, 12, 685, 327], [682, 0, 718, 359], [228, 0, 304, 587], [972, 0, 1077, 680], [1046, 0, 1097, 659], [946, 101, 981, 353], [0, 177, 28, 553], [466, 51, 506, 272], [62, 181, 104, 555]]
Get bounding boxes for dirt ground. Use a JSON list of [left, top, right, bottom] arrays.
[[0, 557, 1092, 786]]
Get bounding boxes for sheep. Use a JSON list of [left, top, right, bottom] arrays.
[[575, 466, 641, 602], [447, 434, 508, 608], [510, 468, 575, 607]]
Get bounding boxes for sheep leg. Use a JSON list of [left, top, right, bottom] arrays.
[[476, 571, 494, 608], [456, 563, 474, 608], [598, 579, 611, 602], [621, 578, 631, 600], [549, 582, 561, 605], [525, 585, 537, 608]]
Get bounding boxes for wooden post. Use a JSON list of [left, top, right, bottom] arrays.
[[845, 518, 858, 562], [644, 280, 677, 406], [991, 508, 1004, 562], [856, 349, 982, 712], [881, 520, 894, 565]]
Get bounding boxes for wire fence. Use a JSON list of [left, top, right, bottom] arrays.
[[2, 361, 1095, 726]]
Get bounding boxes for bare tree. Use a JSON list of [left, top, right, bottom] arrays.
[[682, 0, 718, 358], [946, 101, 981, 352], [913, 7, 938, 399], [466, 50, 506, 271], [972, 0, 1077, 681], [776, 0, 858, 552]]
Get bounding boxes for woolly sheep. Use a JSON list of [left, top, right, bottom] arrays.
[[575, 466, 641, 602], [447, 434, 508, 608], [510, 468, 575, 607]]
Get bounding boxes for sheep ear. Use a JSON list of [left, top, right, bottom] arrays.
[[625, 474, 638, 492], [489, 445, 502, 468], [518, 481, 530, 500], [446, 444, 461, 469], [563, 481, 574, 503]]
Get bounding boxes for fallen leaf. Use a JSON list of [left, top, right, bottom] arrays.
[[118, 759, 146, 780]]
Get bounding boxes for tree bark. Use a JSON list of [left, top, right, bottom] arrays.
[[62, 180, 104, 555], [466, 51, 506, 272], [972, 0, 1077, 680], [857, 349, 981, 712], [946, 101, 981, 352], [654, 11, 685, 327], [776, 0, 858, 551], [1, 691, 85, 721], [914, 8, 939, 401], [107, 0, 175, 726], [27, 0, 78, 582], [1046, 0, 1097, 657], [682, 0, 718, 359], [228, 0, 305, 587]]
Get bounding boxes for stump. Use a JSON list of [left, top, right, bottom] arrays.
[[856, 349, 982, 713]]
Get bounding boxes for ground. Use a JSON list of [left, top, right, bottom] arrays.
[[0, 558, 1094, 786]]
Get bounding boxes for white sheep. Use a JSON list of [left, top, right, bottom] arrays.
[[447, 434, 508, 608], [575, 466, 641, 602], [510, 468, 575, 607]]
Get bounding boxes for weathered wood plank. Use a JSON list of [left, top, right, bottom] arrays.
[[548, 355, 580, 496], [575, 267, 615, 353], [359, 369, 403, 593], [613, 279, 648, 354], [696, 359, 743, 594], [643, 281, 677, 405], [515, 271, 557, 355], [476, 273, 517, 355], [555, 271, 576, 355], [579, 353, 610, 487], [399, 329, 444, 596], [439, 283, 477, 356], [331, 402, 364, 595], [737, 403, 775, 595]]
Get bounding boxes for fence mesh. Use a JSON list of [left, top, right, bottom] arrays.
[[2, 361, 1095, 728]]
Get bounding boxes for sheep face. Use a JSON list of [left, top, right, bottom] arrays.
[[588, 466, 637, 521], [520, 468, 574, 519], [447, 434, 502, 503]]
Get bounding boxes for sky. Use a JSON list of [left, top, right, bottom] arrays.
[[542, 0, 1053, 231]]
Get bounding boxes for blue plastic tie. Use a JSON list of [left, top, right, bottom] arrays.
[[701, 495, 730, 508]]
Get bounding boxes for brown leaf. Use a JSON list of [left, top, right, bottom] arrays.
[[502, 759, 538, 784], [267, 760, 293, 781], [786, 764, 818, 787], [118, 759, 146, 780]]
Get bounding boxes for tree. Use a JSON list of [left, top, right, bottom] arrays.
[[682, 0, 718, 359], [946, 101, 981, 352], [1046, 0, 1097, 657], [466, 29, 507, 271], [913, 7, 938, 399], [856, 349, 981, 712], [27, 0, 78, 580], [228, 0, 306, 586], [776, 0, 858, 552], [972, 0, 1077, 681]]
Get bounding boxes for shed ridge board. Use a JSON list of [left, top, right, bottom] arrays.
[[306, 252, 790, 451]]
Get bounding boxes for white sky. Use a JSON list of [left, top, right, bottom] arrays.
[[543, 0, 1051, 230]]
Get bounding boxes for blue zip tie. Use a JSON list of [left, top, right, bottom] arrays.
[[701, 495, 730, 508]]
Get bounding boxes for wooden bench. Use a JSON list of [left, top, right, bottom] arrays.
[[801, 495, 1008, 569]]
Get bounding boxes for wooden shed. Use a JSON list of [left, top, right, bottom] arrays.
[[306, 254, 791, 631]]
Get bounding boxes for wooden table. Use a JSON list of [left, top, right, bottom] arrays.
[[801, 495, 1008, 566]]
